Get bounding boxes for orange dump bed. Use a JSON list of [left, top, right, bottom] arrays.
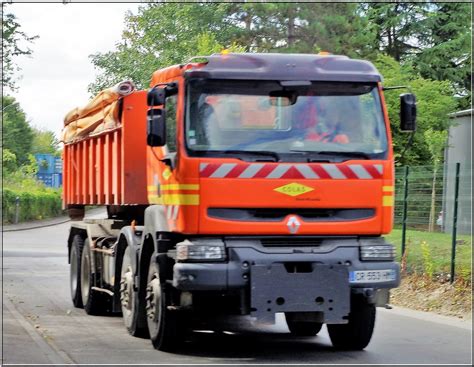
[[63, 91, 148, 205]]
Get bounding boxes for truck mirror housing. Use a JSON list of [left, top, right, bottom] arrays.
[[400, 93, 416, 132], [147, 88, 166, 106], [147, 109, 166, 146]]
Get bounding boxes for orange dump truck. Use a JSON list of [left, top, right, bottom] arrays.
[[64, 53, 416, 351]]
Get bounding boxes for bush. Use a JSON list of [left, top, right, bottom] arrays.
[[2, 187, 63, 223]]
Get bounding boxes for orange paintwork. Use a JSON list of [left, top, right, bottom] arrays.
[[63, 91, 148, 205], [65, 59, 395, 236]]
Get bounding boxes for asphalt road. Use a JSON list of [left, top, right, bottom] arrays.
[[2, 217, 472, 365]]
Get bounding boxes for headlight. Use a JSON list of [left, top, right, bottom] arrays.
[[359, 238, 395, 261], [176, 239, 226, 262]]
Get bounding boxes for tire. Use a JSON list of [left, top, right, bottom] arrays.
[[120, 246, 147, 337], [145, 252, 184, 351], [327, 296, 376, 350], [80, 239, 109, 315], [285, 316, 322, 337], [70, 235, 84, 308]]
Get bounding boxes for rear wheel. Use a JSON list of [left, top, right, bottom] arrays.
[[327, 296, 376, 350], [81, 240, 109, 315], [70, 235, 84, 308], [145, 253, 184, 351], [120, 246, 147, 337], [285, 316, 322, 337]]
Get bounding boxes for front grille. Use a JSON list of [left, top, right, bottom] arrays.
[[208, 208, 375, 222], [260, 238, 323, 247]]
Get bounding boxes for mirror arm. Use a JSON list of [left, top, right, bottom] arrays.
[[161, 152, 176, 169], [383, 85, 414, 93]]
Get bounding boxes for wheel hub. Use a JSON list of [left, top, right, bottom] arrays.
[[145, 274, 161, 322]]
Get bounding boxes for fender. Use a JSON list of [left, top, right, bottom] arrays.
[[141, 205, 170, 248], [117, 225, 144, 274]]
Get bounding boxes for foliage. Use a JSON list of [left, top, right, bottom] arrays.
[[2, 96, 34, 166], [88, 3, 241, 94], [2, 148, 17, 172], [2, 186, 63, 223], [386, 229, 471, 283], [1, 10, 38, 90], [420, 241, 434, 279], [423, 129, 448, 231], [3, 169, 63, 223], [31, 128, 61, 156], [227, 3, 373, 56], [363, 2, 471, 109], [413, 3, 471, 109], [374, 54, 456, 166]]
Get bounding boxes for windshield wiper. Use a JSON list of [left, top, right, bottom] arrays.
[[290, 150, 372, 161], [204, 150, 280, 162]]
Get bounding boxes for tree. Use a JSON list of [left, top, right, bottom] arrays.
[[424, 129, 448, 232], [374, 54, 456, 166], [362, 2, 471, 108], [414, 3, 471, 109], [228, 3, 373, 56], [1, 96, 34, 166], [31, 128, 61, 156], [1, 8, 38, 90], [89, 3, 241, 94], [2, 148, 17, 173], [363, 3, 429, 62]]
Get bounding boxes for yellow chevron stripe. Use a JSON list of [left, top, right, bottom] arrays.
[[383, 196, 394, 207], [148, 194, 199, 205], [147, 184, 199, 191], [382, 186, 394, 192]]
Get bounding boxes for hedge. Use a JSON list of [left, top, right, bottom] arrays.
[[2, 188, 63, 223]]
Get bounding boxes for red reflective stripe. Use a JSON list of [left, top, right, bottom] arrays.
[[226, 164, 249, 178], [281, 166, 305, 179], [200, 164, 220, 177], [338, 165, 359, 179], [310, 165, 332, 179], [253, 164, 275, 178], [364, 164, 382, 179]]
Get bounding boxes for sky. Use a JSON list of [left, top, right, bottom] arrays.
[[6, 1, 141, 138]]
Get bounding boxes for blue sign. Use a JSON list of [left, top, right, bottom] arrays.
[[35, 154, 62, 188]]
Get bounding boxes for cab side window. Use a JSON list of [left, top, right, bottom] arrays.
[[165, 93, 177, 152]]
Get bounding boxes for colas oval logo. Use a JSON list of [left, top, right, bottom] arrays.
[[274, 182, 314, 197]]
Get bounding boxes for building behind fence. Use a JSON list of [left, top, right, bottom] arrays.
[[444, 109, 472, 235]]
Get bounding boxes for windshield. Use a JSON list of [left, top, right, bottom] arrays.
[[185, 79, 388, 161]]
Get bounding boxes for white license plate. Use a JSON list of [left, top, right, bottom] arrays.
[[349, 269, 396, 283]]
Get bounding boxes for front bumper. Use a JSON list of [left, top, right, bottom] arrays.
[[171, 237, 400, 323]]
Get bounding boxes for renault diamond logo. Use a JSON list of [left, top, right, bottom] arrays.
[[287, 215, 301, 234], [274, 183, 314, 197]]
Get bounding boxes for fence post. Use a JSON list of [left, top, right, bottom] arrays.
[[14, 196, 20, 224], [401, 166, 410, 257], [450, 162, 461, 284]]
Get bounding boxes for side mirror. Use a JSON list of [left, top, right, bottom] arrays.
[[400, 93, 416, 132], [147, 109, 166, 147], [147, 88, 166, 106]]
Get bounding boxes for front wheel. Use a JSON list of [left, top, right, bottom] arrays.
[[327, 296, 376, 350], [145, 253, 184, 351]]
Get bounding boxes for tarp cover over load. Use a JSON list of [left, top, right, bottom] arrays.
[[61, 80, 136, 143]]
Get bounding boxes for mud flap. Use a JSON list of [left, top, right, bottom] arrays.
[[250, 264, 350, 324]]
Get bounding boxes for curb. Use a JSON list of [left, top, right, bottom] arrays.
[[2, 208, 106, 232], [2, 217, 71, 232]]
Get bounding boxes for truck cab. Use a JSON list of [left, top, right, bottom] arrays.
[[65, 53, 416, 352]]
